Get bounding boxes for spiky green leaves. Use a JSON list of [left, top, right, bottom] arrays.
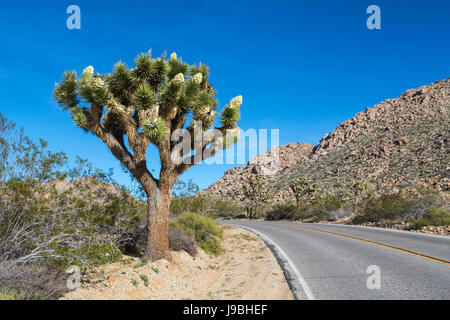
[[149, 58, 169, 89], [131, 53, 152, 83], [53, 51, 244, 160], [221, 107, 240, 128], [221, 96, 242, 128], [192, 92, 218, 127], [132, 83, 155, 110], [190, 64, 209, 84], [53, 71, 79, 109], [168, 53, 189, 80], [179, 76, 202, 110], [159, 76, 185, 117], [195, 92, 218, 112], [196, 109, 216, 129], [91, 77, 109, 106], [142, 117, 169, 143], [107, 62, 133, 105], [76, 66, 109, 106], [71, 108, 88, 128]]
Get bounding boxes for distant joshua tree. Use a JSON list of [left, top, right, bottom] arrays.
[[289, 178, 318, 210], [243, 174, 271, 219], [53, 50, 243, 261], [345, 180, 369, 216]]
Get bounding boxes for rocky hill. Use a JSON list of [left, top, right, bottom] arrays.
[[202, 143, 314, 201], [203, 78, 450, 203]]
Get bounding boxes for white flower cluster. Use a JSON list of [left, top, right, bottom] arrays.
[[92, 77, 105, 89], [193, 73, 203, 84], [83, 66, 94, 75], [231, 95, 243, 107], [170, 52, 177, 61], [173, 73, 185, 85]]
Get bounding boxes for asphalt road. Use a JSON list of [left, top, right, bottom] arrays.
[[221, 220, 450, 300]]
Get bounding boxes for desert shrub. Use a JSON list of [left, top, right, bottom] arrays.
[[168, 227, 198, 256], [171, 195, 245, 218], [300, 196, 343, 222], [170, 195, 210, 216], [0, 261, 67, 300], [139, 274, 149, 287], [0, 145, 145, 271], [353, 194, 428, 224], [0, 287, 28, 300], [170, 213, 223, 255], [0, 112, 152, 300], [265, 203, 297, 221], [0, 180, 141, 271], [327, 208, 353, 220], [212, 200, 245, 218], [409, 206, 450, 229], [265, 196, 343, 222], [170, 179, 245, 218]]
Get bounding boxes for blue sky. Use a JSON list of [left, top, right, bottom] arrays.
[[0, 0, 449, 190]]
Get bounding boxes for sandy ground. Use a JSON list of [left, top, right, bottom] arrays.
[[61, 226, 293, 300]]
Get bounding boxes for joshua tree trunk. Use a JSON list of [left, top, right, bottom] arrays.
[[142, 169, 176, 261], [144, 187, 171, 261], [254, 202, 259, 219]]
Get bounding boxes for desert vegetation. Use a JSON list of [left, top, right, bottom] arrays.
[[235, 166, 449, 232], [170, 179, 244, 218], [263, 174, 449, 232], [0, 111, 225, 300]]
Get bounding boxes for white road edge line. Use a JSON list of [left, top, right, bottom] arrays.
[[231, 224, 315, 301]]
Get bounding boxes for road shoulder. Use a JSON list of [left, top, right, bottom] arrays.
[[60, 225, 293, 300]]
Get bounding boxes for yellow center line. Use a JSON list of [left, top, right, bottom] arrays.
[[279, 223, 450, 266]]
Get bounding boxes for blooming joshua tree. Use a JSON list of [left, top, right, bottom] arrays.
[[53, 50, 243, 260]]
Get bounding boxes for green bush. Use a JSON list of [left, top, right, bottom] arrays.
[[265, 203, 297, 221], [212, 200, 245, 218], [0, 287, 28, 300], [170, 213, 223, 255], [353, 195, 419, 224], [265, 196, 342, 222], [0, 285, 52, 301], [48, 242, 123, 271], [170, 196, 210, 216], [300, 196, 342, 222], [171, 196, 244, 218], [410, 206, 450, 230]]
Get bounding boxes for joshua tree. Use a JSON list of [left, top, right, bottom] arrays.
[[346, 180, 369, 216], [242, 174, 271, 219], [289, 178, 318, 210], [53, 50, 243, 261]]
